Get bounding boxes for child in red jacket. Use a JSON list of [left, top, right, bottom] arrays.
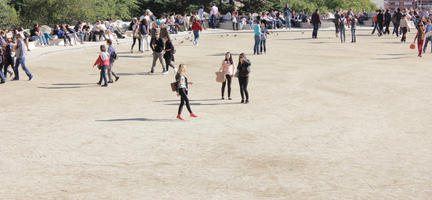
[[191, 17, 203, 46], [93, 45, 110, 87]]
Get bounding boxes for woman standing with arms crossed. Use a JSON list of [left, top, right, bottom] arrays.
[[219, 52, 235, 100], [236, 53, 251, 104], [176, 64, 198, 120]]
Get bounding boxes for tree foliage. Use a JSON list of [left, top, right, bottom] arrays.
[[0, 1, 19, 29], [15, 0, 138, 27]]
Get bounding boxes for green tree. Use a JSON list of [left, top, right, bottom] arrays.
[[0, 0, 20, 29]]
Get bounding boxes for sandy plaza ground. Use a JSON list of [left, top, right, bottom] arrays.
[[1, 29, 432, 199]]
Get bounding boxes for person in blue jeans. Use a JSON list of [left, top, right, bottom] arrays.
[[339, 14, 346, 43], [284, 3, 292, 29], [253, 21, 263, 55], [423, 19, 432, 53], [13, 35, 33, 81], [0, 47, 5, 84]]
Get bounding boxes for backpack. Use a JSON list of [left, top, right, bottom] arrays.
[[339, 18, 346, 29]]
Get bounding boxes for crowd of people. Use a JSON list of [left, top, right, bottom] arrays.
[[3, 5, 432, 119]]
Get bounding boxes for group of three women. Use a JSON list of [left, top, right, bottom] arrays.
[[176, 52, 251, 120]]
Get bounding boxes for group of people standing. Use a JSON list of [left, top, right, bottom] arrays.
[[334, 10, 358, 43], [0, 31, 33, 84]]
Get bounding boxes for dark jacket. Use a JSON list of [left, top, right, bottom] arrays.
[[163, 40, 174, 59], [150, 37, 164, 53], [237, 60, 251, 77], [311, 12, 321, 25], [377, 13, 384, 23]]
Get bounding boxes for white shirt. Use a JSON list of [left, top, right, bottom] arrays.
[[211, 6, 218, 16], [198, 8, 204, 20]]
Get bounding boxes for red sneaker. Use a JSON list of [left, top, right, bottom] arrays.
[[190, 113, 198, 118], [177, 114, 184, 120]]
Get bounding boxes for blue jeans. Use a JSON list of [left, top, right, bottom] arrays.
[[285, 16, 291, 28], [312, 24, 319, 38], [0, 62, 5, 82], [77, 32, 85, 42], [351, 29, 356, 42], [423, 36, 432, 53], [340, 29, 346, 42], [32, 35, 48, 45], [193, 30, 200, 44], [99, 65, 108, 85], [254, 35, 261, 55], [210, 15, 217, 28], [14, 57, 33, 80]]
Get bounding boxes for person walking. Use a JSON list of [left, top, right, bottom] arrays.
[[334, 10, 340, 38], [12, 34, 33, 81], [393, 8, 402, 37], [175, 64, 198, 120], [219, 52, 235, 100], [93, 45, 110, 87], [236, 53, 251, 104], [311, 9, 321, 39], [351, 15, 358, 43], [140, 18, 150, 51], [191, 18, 203, 46], [253, 21, 263, 55], [371, 11, 379, 35], [400, 14, 409, 42], [284, 3, 292, 29], [107, 39, 119, 83], [0, 45, 5, 84], [384, 9, 392, 35], [131, 18, 142, 53], [150, 32, 166, 74], [3, 39, 14, 78], [339, 14, 346, 43], [423, 19, 432, 54], [377, 10, 384, 36], [413, 22, 426, 57], [198, 6, 207, 29], [163, 36, 176, 73]]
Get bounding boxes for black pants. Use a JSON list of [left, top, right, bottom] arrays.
[[63, 35, 72, 45], [164, 55, 175, 71], [131, 37, 142, 51], [3, 58, 14, 77], [238, 77, 249, 100], [401, 27, 407, 42], [378, 23, 383, 36], [393, 23, 400, 37], [260, 39, 266, 53], [221, 75, 232, 98], [178, 88, 192, 115], [384, 22, 390, 34]]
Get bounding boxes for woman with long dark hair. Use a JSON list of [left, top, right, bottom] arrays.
[[236, 53, 251, 104], [219, 52, 235, 100], [131, 18, 142, 53]]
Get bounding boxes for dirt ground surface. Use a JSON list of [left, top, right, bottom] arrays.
[[1, 29, 432, 200]]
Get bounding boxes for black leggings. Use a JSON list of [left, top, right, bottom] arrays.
[[178, 88, 192, 115], [131, 37, 142, 51], [221, 75, 232, 98], [260, 39, 266, 53], [63, 35, 72, 45], [3, 59, 14, 77], [238, 77, 249, 100], [164, 56, 175, 71]]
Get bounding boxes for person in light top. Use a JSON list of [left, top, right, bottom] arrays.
[[219, 52, 236, 100], [93, 45, 110, 87]]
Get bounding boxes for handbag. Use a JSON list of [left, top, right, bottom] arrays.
[[170, 82, 177, 92], [215, 71, 226, 83]]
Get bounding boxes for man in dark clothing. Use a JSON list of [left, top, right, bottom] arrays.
[[384, 9, 392, 35], [334, 10, 340, 37], [393, 8, 402, 37], [377, 10, 384, 36], [311, 9, 321, 38], [150, 32, 166, 74]]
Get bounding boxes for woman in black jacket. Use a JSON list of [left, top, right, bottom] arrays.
[[236, 53, 251, 104], [163, 36, 176, 72]]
